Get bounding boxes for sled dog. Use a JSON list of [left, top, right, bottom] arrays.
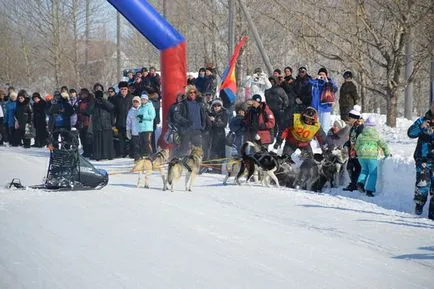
[[167, 146, 204, 192], [131, 148, 170, 189]]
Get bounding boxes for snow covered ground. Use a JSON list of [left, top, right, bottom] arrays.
[[0, 114, 433, 289]]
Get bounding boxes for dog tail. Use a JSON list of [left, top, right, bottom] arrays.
[[167, 158, 181, 185]]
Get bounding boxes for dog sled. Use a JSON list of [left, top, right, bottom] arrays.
[[7, 129, 108, 191]]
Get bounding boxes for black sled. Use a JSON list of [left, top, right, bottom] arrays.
[[8, 129, 108, 191]]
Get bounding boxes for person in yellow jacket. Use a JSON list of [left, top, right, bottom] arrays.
[[274, 106, 326, 157]]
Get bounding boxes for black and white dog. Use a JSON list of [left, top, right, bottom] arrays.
[[235, 142, 290, 188]]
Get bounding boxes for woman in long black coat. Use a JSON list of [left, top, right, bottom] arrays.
[[207, 99, 228, 173], [91, 91, 115, 160], [14, 90, 33, 148], [31, 92, 48, 147]]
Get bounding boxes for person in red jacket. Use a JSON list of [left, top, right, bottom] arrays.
[[244, 94, 275, 145], [274, 106, 326, 157]]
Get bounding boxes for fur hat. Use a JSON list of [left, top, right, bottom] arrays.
[[318, 67, 328, 75], [211, 99, 223, 107], [132, 96, 141, 103], [118, 81, 129, 88], [252, 94, 262, 103], [333, 120, 346, 130], [348, 104, 362, 119], [343, 71, 353, 79], [364, 115, 377, 127]]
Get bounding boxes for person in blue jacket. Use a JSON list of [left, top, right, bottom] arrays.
[[311, 67, 338, 133], [137, 93, 156, 157], [408, 102, 434, 219], [4, 91, 17, 145]]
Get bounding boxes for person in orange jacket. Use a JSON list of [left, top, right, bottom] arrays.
[[273, 106, 326, 157]]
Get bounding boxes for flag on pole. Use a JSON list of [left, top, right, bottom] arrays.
[[219, 35, 248, 105]]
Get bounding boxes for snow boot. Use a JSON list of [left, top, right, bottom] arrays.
[[357, 182, 365, 193], [343, 184, 357, 191], [415, 203, 424, 216], [366, 190, 375, 197]]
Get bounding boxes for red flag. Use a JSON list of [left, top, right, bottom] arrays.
[[219, 36, 248, 103]]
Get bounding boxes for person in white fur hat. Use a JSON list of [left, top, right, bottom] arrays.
[[325, 119, 350, 150], [343, 104, 364, 191]]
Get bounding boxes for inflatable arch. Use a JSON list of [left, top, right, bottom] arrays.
[[107, 0, 186, 148]]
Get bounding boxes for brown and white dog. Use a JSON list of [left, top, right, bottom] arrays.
[[167, 146, 204, 192], [131, 148, 170, 190]]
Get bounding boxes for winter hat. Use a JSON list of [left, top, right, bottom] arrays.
[[318, 67, 328, 75], [211, 99, 223, 107], [298, 66, 307, 72], [333, 120, 346, 130], [17, 89, 27, 98], [348, 104, 362, 119], [32, 92, 41, 100], [118, 81, 129, 88], [252, 94, 262, 103], [140, 93, 149, 100], [254, 67, 262, 74], [364, 115, 376, 127], [273, 68, 282, 75], [343, 71, 353, 79], [132, 96, 141, 103]]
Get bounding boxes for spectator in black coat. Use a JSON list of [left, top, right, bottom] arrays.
[[31, 92, 48, 147], [47, 91, 74, 148], [173, 85, 207, 156], [207, 99, 228, 172], [13, 90, 32, 148], [113, 81, 133, 157], [293, 66, 312, 113], [265, 76, 289, 137], [91, 91, 115, 160], [228, 103, 247, 156]]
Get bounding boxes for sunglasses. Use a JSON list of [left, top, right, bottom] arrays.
[[108, 90, 115, 93], [189, 91, 197, 94]]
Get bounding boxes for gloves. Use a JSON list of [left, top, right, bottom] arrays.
[[126, 130, 132, 140], [137, 114, 144, 123], [295, 98, 303, 105]]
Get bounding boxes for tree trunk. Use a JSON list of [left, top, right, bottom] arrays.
[[386, 89, 398, 127], [404, 28, 414, 119]]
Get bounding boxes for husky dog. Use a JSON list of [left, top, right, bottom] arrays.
[[223, 157, 242, 185], [293, 157, 321, 191], [131, 148, 170, 189], [275, 157, 299, 188], [167, 146, 204, 192], [317, 148, 348, 190]]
